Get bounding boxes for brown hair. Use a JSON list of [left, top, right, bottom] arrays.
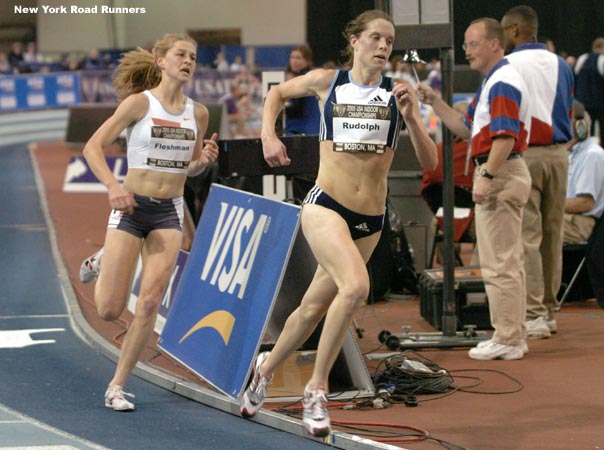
[[593, 37, 604, 52], [340, 9, 394, 68], [292, 45, 313, 64], [112, 33, 197, 101], [286, 44, 314, 74]]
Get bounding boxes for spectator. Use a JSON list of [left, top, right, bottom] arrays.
[[82, 48, 104, 70], [282, 45, 322, 200], [418, 17, 531, 360], [213, 51, 229, 72], [23, 42, 43, 63], [220, 82, 256, 138], [8, 42, 24, 71], [541, 36, 556, 53], [564, 101, 604, 243], [229, 55, 243, 72], [574, 37, 604, 145], [283, 45, 320, 136], [501, 5, 574, 339], [0, 51, 12, 74], [232, 64, 260, 96]]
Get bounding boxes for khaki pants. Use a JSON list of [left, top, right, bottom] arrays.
[[563, 213, 596, 243], [475, 158, 531, 346], [522, 144, 568, 321]]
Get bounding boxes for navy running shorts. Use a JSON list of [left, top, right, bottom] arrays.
[[107, 194, 184, 238], [303, 185, 384, 240]]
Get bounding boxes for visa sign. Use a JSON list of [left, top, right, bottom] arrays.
[[201, 203, 269, 299], [158, 184, 300, 398]]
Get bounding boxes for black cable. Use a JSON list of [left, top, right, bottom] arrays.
[[373, 352, 454, 396], [450, 368, 524, 394]]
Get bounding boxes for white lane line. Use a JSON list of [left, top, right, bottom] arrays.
[[0, 404, 110, 450]]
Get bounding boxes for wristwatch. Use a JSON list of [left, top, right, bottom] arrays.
[[479, 168, 494, 180]]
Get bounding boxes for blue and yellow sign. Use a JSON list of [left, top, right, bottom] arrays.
[[158, 184, 300, 398]]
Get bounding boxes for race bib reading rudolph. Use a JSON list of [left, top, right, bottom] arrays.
[[332, 103, 392, 153]]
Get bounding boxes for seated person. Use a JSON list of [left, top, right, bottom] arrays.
[[563, 102, 604, 243]]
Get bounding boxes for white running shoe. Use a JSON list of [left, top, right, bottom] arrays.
[[79, 248, 104, 283], [526, 316, 551, 339], [240, 352, 272, 418], [105, 385, 135, 411], [477, 338, 528, 355], [469, 341, 524, 360], [302, 387, 330, 438]]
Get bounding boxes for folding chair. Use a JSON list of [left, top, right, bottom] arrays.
[[559, 216, 603, 306], [422, 183, 475, 269], [558, 242, 589, 306]]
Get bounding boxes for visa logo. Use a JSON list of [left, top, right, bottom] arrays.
[[200, 202, 269, 299]]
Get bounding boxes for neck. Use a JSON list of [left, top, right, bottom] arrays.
[[350, 65, 381, 85], [154, 79, 185, 105]]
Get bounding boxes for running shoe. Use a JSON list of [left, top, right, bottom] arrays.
[[302, 387, 330, 437], [240, 352, 272, 418], [105, 385, 135, 411], [79, 247, 104, 283]]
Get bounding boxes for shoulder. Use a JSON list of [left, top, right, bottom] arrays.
[[303, 68, 338, 86], [492, 63, 527, 90], [286, 68, 338, 98], [193, 101, 209, 122], [115, 92, 149, 123]]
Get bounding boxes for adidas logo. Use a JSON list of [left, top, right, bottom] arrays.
[[368, 95, 387, 105], [354, 222, 370, 233]]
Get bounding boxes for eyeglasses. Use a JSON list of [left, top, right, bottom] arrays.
[[462, 41, 483, 51]]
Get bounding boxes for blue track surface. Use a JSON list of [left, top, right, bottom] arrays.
[[0, 144, 325, 450]]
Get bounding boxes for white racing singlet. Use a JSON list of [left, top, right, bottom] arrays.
[[126, 90, 197, 173]]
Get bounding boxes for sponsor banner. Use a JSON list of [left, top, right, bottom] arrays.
[[0, 72, 80, 112], [79, 68, 262, 105], [63, 155, 127, 192], [158, 184, 300, 398]]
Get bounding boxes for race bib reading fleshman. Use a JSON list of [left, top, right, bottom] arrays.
[[332, 103, 392, 154], [147, 125, 196, 169]]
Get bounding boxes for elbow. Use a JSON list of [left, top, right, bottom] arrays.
[[82, 143, 93, 161], [427, 152, 438, 171], [425, 144, 439, 171]]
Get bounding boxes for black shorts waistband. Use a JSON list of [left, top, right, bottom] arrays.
[[472, 151, 522, 167], [133, 193, 181, 205]]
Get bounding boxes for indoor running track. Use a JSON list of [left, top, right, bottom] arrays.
[[0, 143, 326, 450]]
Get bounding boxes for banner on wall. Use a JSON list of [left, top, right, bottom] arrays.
[[0, 72, 80, 112], [158, 184, 300, 398]]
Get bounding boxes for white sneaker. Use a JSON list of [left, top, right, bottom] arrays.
[[478, 338, 528, 355], [547, 319, 557, 334], [302, 387, 330, 437], [240, 352, 272, 418], [468, 341, 524, 360], [105, 385, 135, 411], [79, 248, 104, 283], [526, 317, 551, 339]]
